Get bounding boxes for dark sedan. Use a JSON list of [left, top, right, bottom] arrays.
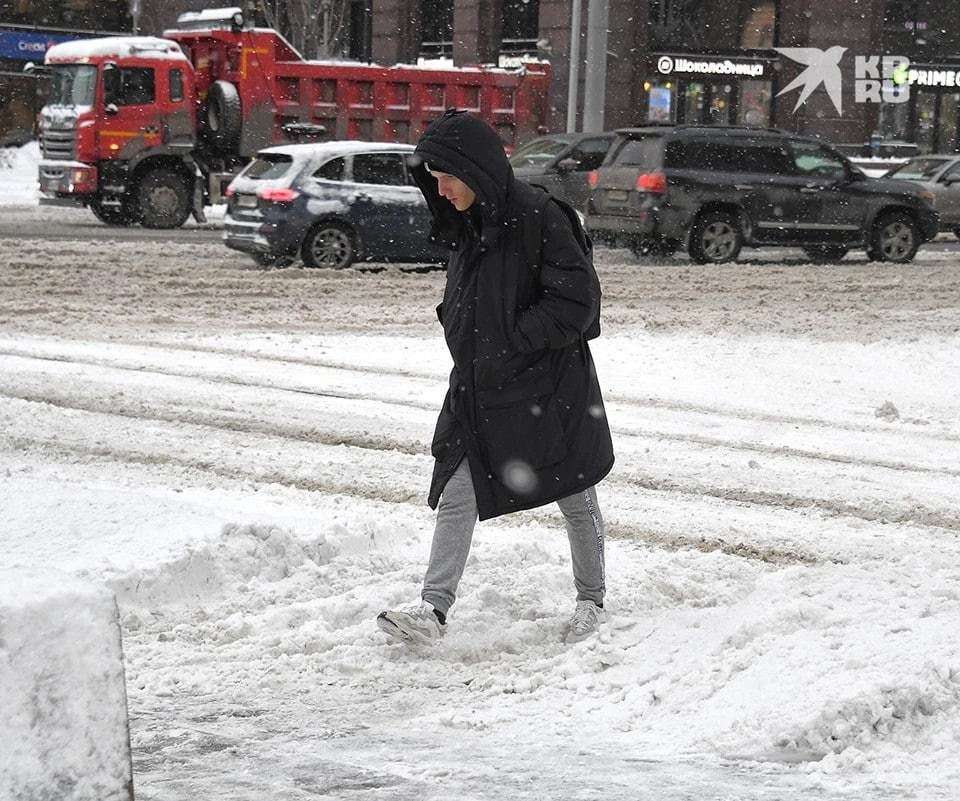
[[223, 141, 448, 268]]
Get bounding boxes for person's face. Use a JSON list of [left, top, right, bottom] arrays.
[[429, 168, 476, 211]]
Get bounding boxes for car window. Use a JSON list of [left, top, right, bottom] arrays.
[[568, 137, 612, 171], [509, 137, 570, 167], [790, 141, 848, 179], [609, 135, 663, 167], [314, 157, 345, 180], [244, 153, 295, 180], [351, 153, 406, 185], [664, 139, 792, 173], [942, 162, 960, 182], [888, 158, 950, 180]]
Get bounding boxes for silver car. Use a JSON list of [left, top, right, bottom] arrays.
[[885, 155, 960, 238], [509, 132, 614, 211]]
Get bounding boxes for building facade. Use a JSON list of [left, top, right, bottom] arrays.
[[2, 0, 958, 152], [368, 0, 960, 152]]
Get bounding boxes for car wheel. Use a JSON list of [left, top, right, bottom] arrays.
[[688, 211, 743, 264], [802, 244, 849, 263], [952, 226, 960, 241], [868, 211, 919, 263], [302, 221, 356, 269]]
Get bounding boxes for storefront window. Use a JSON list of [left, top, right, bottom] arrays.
[[738, 79, 771, 126]]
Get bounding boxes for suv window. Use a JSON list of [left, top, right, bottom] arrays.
[[314, 157, 345, 180], [569, 137, 611, 171], [609, 135, 663, 167], [352, 153, 406, 185], [245, 153, 294, 180], [665, 138, 792, 173], [789, 141, 848, 179]]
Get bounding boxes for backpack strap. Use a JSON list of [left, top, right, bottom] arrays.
[[520, 182, 592, 274], [516, 181, 601, 341]]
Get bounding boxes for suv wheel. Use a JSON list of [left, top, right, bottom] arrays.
[[302, 221, 356, 268], [868, 211, 920, 263], [802, 244, 849, 264], [689, 211, 743, 264]]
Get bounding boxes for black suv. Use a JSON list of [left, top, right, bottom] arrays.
[[584, 125, 939, 263]]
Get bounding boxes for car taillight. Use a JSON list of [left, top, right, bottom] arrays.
[[258, 187, 300, 203], [636, 172, 667, 194], [588, 170, 599, 189]]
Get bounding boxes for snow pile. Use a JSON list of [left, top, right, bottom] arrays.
[[0, 569, 133, 801], [0, 140, 40, 204]]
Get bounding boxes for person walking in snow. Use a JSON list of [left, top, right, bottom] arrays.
[[377, 110, 614, 645]]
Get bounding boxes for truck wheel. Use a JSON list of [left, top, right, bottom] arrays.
[[302, 222, 356, 268], [203, 80, 242, 152], [688, 210, 743, 264], [137, 169, 193, 229], [90, 199, 137, 227], [867, 211, 919, 263]]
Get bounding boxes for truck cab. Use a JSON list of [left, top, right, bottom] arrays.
[[39, 36, 200, 227]]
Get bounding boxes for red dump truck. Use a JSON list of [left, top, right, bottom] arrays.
[[36, 7, 551, 228]]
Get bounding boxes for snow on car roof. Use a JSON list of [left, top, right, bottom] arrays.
[[45, 37, 187, 63], [257, 141, 417, 159]]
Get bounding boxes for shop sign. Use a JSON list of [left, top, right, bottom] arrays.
[[905, 66, 960, 88], [0, 31, 77, 61], [653, 54, 769, 80]]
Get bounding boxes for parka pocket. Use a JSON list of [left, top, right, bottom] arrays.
[[476, 376, 567, 490]]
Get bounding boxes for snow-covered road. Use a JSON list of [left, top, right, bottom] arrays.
[[3, 227, 960, 799]]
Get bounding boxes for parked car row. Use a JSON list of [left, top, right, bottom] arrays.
[[222, 126, 946, 269]]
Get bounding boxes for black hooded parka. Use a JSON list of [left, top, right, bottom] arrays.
[[411, 110, 614, 521]]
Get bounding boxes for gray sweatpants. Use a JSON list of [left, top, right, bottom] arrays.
[[421, 459, 606, 617]]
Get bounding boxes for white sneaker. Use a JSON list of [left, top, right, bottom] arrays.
[[377, 601, 446, 645], [565, 600, 605, 643]]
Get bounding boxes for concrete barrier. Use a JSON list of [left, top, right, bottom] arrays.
[[0, 568, 134, 801]]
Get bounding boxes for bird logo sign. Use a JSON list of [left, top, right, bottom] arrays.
[[775, 48, 911, 114]]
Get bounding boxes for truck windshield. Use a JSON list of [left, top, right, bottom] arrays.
[[48, 65, 98, 107]]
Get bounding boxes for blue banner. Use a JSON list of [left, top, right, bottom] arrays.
[[0, 30, 79, 61]]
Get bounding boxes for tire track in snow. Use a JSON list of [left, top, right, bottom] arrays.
[[3, 346, 959, 540]]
